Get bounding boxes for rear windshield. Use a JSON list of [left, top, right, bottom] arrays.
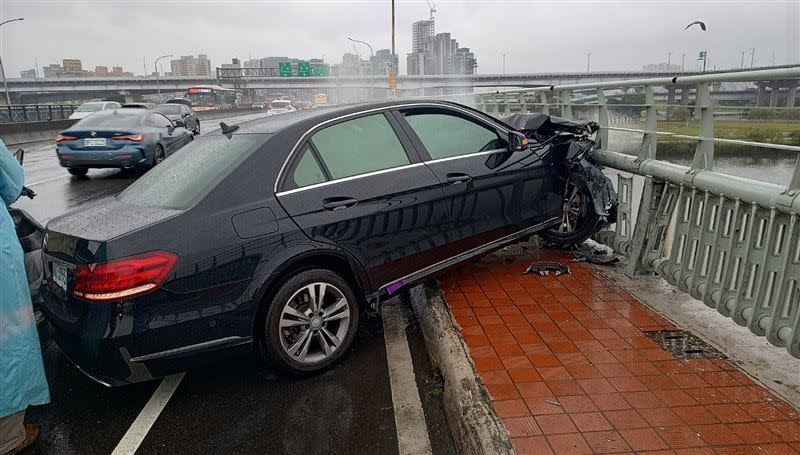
[[117, 134, 265, 209], [73, 113, 142, 128], [155, 105, 181, 115], [75, 103, 105, 112], [271, 101, 291, 108]]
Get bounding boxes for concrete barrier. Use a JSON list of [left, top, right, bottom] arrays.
[[0, 107, 265, 147], [0, 119, 77, 147]]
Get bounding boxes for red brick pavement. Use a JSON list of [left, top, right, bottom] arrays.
[[437, 249, 800, 455]]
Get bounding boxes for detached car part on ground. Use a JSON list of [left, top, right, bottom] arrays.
[[503, 113, 617, 246], [40, 101, 614, 386]]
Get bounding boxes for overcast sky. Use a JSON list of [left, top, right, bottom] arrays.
[[1, 0, 798, 77]]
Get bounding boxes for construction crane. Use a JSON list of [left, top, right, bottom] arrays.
[[426, 0, 437, 20]]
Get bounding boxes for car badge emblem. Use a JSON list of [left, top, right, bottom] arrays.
[[90, 131, 97, 137]]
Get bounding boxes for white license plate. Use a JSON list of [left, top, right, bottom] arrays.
[[53, 263, 68, 291], [84, 138, 107, 147]]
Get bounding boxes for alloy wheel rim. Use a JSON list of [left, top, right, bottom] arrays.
[[278, 282, 351, 365], [558, 183, 586, 233]]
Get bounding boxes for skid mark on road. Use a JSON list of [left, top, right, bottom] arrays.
[[110, 373, 185, 455], [383, 302, 433, 455]]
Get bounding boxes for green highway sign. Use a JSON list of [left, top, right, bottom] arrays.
[[279, 62, 292, 77], [313, 65, 330, 76], [298, 61, 311, 77]]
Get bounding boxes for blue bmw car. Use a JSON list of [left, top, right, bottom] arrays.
[[56, 108, 193, 176]]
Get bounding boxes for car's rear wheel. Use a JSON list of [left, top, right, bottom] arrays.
[[153, 145, 166, 166], [540, 179, 601, 246], [67, 167, 88, 176], [260, 269, 359, 375]]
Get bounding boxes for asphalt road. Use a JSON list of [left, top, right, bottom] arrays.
[[8, 112, 456, 455]]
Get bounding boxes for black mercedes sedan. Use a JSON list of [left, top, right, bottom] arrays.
[[41, 100, 566, 386]]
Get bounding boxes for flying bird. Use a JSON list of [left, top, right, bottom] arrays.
[[684, 21, 707, 31]]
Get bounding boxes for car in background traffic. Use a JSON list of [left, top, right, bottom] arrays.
[[55, 108, 193, 176], [40, 100, 564, 386], [153, 103, 200, 134], [267, 99, 295, 116], [68, 100, 122, 120], [294, 101, 313, 111]]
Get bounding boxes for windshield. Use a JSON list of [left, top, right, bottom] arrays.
[[270, 101, 291, 108], [73, 113, 141, 129], [155, 105, 182, 115], [75, 103, 105, 112], [117, 134, 266, 209]]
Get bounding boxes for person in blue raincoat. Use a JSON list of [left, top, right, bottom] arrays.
[[0, 138, 49, 454]]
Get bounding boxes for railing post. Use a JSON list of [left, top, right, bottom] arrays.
[[639, 85, 657, 160], [596, 88, 609, 149], [560, 89, 572, 119], [690, 82, 714, 171], [539, 92, 549, 115]]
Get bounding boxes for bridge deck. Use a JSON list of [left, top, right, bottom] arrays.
[[437, 245, 800, 454]]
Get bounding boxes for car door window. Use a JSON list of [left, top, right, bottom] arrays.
[[289, 144, 327, 189], [404, 112, 506, 160], [310, 113, 410, 180], [149, 113, 172, 128]]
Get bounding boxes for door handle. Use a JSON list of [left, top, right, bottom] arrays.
[[445, 173, 472, 185], [322, 197, 359, 211]]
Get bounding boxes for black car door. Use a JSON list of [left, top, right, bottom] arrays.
[[182, 105, 197, 131], [393, 106, 558, 257], [275, 111, 452, 290], [150, 113, 189, 154]]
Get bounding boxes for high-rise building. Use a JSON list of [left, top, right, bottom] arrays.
[[169, 54, 212, 76], [62, 59, 83, 76], [19, 69, 37, 79], [94, 66, 109, 76], [371, 49, 399, 75], [43, 64, 63, 78], [407, 31, 477, 75], [411, 19, 434, 53]]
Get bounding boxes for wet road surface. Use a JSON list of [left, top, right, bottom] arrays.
[[11, 113, 456, 455]]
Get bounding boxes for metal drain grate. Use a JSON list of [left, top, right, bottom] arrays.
[[644, 330, 727, 360]]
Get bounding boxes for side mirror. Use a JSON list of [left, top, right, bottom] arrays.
[[13, 148, 24, 165], [508, 131, 529, 152], [174, 120, 186, 128], [167, 125, 176, 135]]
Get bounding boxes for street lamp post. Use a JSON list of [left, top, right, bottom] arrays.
[[0, 17, 25, 106], [154, 54, 173, 99], [348, 37, 374, 99], [586, 52, 591, 73]]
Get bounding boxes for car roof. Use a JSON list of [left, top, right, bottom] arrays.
[[207, 100, 495, 136]]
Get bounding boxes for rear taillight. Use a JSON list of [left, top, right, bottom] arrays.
[[73, 251, 178, 302], [112, 134, 144, 142], [56, 135, 79, 143], [267, 105, 273, 110]]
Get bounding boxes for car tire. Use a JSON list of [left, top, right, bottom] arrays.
[[67, 167, 88, 177], [259, 268, 359, 375], [193, 121, 200, 135], [153, 145, 166, 167], [540, 178, 601, 247]]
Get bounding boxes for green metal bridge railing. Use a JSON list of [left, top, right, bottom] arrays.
[[463, 67, 800, 358]]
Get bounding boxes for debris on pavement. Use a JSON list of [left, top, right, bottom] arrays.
[[571, 241, 621, 265], [523, 262, 570, 276]]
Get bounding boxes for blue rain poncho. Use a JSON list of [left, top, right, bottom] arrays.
[[0, 138, 50, 417]]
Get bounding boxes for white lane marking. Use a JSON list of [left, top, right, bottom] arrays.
[[382, 302, 434, 455], [110, 373, 185, 455], [28, 174, 70, 187]]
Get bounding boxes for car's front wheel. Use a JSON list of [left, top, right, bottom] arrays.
[[540, 179, 601, 246], [260, 269, 359, 375], [193, 121, 200, 135]]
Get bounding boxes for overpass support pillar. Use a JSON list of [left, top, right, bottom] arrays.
[[666, 86, 676, 120], [756, 83, 767, 106], [769, 83, 779, 107], [787, 84, 797, 108]]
